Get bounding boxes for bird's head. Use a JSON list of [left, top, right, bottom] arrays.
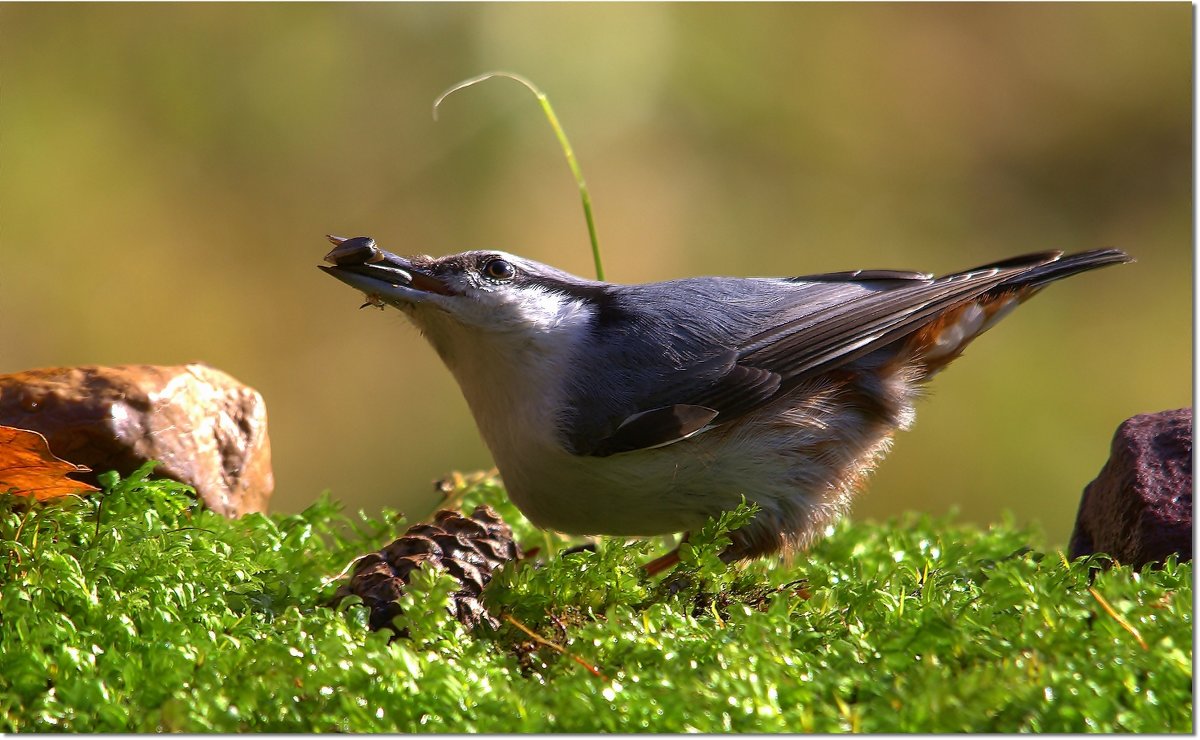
[[319, 235, 605, 356]]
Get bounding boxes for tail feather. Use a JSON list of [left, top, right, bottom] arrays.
[[903, 248, 1132, 377], [988, 248, 1133, 291]]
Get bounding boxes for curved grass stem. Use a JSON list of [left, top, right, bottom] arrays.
[[434, 71, 606, 281]]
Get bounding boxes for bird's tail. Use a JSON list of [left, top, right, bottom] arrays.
[[906, 248, 1132, 377], [969, 247, 1133, 292]]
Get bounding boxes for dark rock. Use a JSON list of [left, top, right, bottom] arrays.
[[1069, 408, 1192, 567], [0, 364, 273, 516]]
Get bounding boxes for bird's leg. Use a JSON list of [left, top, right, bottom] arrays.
[[643, 533, 690, 576], [643, 549, 680, 576]]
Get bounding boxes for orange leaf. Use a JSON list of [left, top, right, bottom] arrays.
[[0, 425, 100, 500]]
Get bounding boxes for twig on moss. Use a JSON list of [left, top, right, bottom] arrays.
[[1088, 586, 1148, 651], [505, 613, 609, 681]]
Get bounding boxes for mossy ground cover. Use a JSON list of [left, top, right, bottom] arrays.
[[0, 464, 1191, 732]]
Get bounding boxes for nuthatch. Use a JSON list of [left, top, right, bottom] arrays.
[[320, 236, 1130, 572]]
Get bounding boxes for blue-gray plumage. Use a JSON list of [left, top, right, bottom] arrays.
[[320, 238, 1130, 570]]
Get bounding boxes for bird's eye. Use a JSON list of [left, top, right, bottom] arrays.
[[482, 258, 516, 282]]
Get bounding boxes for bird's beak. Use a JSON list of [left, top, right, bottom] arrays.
[[319, 235, 455, 302]]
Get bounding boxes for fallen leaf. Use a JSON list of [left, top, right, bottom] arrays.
[[0, 425, 100, 500]]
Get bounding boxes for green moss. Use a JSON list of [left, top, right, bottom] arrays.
[[0, 464, 1191, 732]]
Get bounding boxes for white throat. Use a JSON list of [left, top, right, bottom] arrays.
[[406, 287, 594, 465]]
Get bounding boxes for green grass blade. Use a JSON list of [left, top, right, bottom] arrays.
[[434, 71, 606, 281]]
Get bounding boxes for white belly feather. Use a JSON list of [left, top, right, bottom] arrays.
[[410, 290, 914, 557]]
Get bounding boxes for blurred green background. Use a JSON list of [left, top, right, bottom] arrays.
[[1, 4, 1190, 548]]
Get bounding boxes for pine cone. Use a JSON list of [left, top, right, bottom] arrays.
[[333, 504, 521, 633]]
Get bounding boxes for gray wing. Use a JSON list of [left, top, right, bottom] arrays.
[[575, 251, 1090, 457]]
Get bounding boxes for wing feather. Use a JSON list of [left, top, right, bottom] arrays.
[[578, 250, 1125, 457]]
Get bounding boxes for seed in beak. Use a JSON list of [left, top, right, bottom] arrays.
[[325, 235, 385, 266]]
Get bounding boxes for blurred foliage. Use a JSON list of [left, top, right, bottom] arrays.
[[0, 468, 1191, 732], [0, 4, 1190, 545]]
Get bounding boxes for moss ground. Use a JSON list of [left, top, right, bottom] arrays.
[[0, 465, 1191, 732]]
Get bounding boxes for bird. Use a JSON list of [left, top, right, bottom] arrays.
[[320, 236, 1130, 573]]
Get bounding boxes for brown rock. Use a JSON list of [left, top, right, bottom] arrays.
[[1069, 408, 1192, 567], [0, 364, 273, 516]]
